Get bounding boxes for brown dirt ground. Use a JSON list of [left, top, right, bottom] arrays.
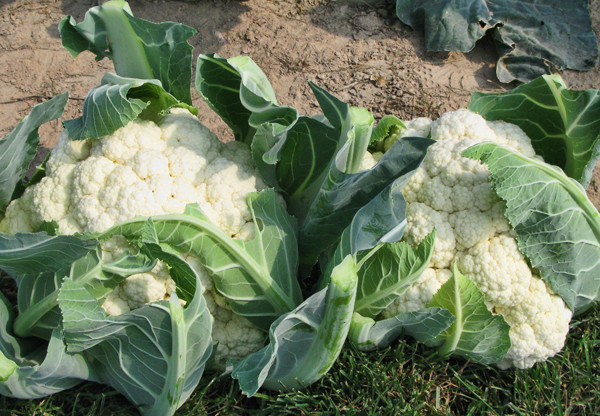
[[1, 0, 600, 206]]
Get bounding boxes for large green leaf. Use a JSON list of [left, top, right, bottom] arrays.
[[354, 231, 435, 318], [231, 255, 358, 396], [63, 73, 187, 141], [0, 232, 157, 339], [468, 75, 600, 187], [13, 247, 155, 340], [0, 292, 96, 399], [59, 262, 212, 416], [396, 0, 492, 53], [299, 135, 433, 267], [0, 93, 68, 214], [0, 232, 96, 277], [319, 175, 410, 282], [309, 83, 374, 175], [196, 53, 297, 145], [59, 0, 196, 104], [463, 143, 600, 313], [426, 264, 511, 364], [396, 0, 598, 83], [101, 189, 302, 329]]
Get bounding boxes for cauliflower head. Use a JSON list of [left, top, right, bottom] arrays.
[[0, 108, 265, 238], [382, 109, 572, 369], [0, 108, 268, 364]]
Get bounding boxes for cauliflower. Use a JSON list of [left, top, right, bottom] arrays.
[[381, 109, 572, 369], [0, 108, 268, 364]]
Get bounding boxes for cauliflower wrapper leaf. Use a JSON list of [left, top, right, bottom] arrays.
[[381, 109, 573, 369], [0, 108, 300, 365]]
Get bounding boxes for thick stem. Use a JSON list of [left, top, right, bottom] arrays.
[[100, 1, 154, 80]]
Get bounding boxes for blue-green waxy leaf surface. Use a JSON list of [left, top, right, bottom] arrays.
[[468, 75, 600, 187], [0, 233, 96, 277], [58, 262, 213, 416], [396, 0, 598, 83], [196, 53, 297, 146], [231, 255, 358, 396], [463, 143, 600, 313], [0, 93, 68, 214], [0, 233, 154, 339], [349, 308, 454, 352], [299, 135, 433, 267], [63, 73, 184, 141], [100, 189, 302, 329], [59, 0, 196, 104], [426, 264, 511, 364], [0, 292, 97, 399], [354, 231, 435, 318]]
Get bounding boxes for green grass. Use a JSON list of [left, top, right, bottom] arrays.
[[2, 304, 599, 416]]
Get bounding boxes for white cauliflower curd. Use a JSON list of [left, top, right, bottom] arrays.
[[382, 109, 572, 369], [0, 108, 268, 363]]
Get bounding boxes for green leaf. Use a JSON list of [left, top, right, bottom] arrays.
[[369, 115, 406, 152], [299, 135, 433, 267], [309, 83, 374, 174], [426, 264, 511, 364], [231, 255, 358, 396], [0, 232, 96, 277], [273, 115, 339, 214], [0, 292, 96, 398], [468, 75, 600, 187], [63, 73, 185, 141], [0, 93, 68, 214], [0, 234, 153, 339], [59, 263, 212, 416], [0, 350, 17, 382], [490, 0, 598, 83], [354, 231, 435, 318], [59, 0, 196, 104], [196, 53, 297, 145], [395, 0, 492, 53], [348, 308, 454, 351], [396, 0, 598, 83], [101, 189, 302, 329], [462, 142, 600, 313]]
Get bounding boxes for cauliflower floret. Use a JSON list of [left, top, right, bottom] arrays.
[[403, 117, 432, 138], [383, 109, 570, 369]]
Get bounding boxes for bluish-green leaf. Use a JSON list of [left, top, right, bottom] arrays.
[[354, 231, 435, 318], [462, 142, 600, 313], [396, 0, 492, 53], [426, 264, 511, 364], [59, 0, 196, 103], [59, 265, 212, 416], [196, 53, 297, 145], [0, 292, 96, 399], [308, 83, 374, 174], [468, 75, 600, 187], [100, 189, 302, 329], [0, 93, 68, 214], [396, 0, 598, 83], [348, 308, 454, 351], [231, 255, 358, 396], [63, 73, 184, 141], [0, 232, 96, 277], [299, 135, 434, 267], [0, 234, 153, 339]]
